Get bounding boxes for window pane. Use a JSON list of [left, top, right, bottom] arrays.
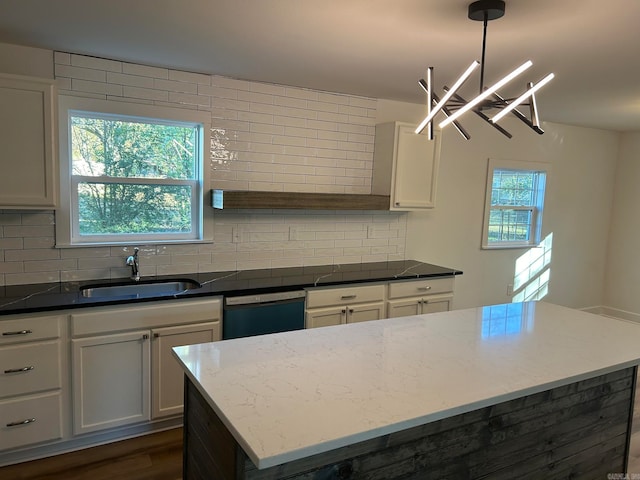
[[488, 208, 532, 244], [491, 169, 537, 207], [77, 182, 192, 235], [71, 116, 197, 180]]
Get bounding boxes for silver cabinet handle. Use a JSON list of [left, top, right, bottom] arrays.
[[341, 309, 346, 314], [153, 333, 160, 338], [6, 418, 36, 427], [417, 286, 432, 291], [4, 366, 35, 374], [2, 330, 33, 336], [142, 334, 149, 340], [348, 308, 354, 314], [341, 295, 357, 300]]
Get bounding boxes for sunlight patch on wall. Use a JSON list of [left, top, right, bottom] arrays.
[[512, 232, 553, 302]]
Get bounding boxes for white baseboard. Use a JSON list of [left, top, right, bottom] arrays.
[[582, 305, 640, 324]]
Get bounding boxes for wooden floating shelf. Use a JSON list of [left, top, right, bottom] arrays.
[[211, 190, 391, 211]]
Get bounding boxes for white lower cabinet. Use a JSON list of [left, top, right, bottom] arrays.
[[305, 284, 386, 328], [70, 297, 222, 435], [387, 294, 453, 318], [387, 277, 454, 318]]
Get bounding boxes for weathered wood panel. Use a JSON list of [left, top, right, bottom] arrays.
[[211, 190, 391, 210], [183, 377, 243, 480], [184, 367, 636, 480]]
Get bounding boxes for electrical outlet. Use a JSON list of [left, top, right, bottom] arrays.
[[506, 284, 514, 296], [367, 225, 374, 239], [232, 227, 241, 243]]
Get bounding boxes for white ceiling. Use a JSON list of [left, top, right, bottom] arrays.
[[1, 0, 639, 131]]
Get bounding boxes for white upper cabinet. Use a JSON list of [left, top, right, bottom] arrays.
[[372, 121, 441, 210], [0, 73, 57, 209]]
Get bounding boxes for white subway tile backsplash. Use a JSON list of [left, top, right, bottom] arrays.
[[168, 69, 211, 85], [71, 54, 122, 73], [0, 262, 24, 274], [122, 85, 168, 102], [122, 63, 168, 79], [56, 64, 107, 83], [61, 269, 106, 282], [6, 272, 60, 285], [24, 259, 77, 273], [168, 91, 211, 107], [153, 78, 198, 94], [72, 79, 123, 96], [0, 238, 24, 249], [4, 249, 60, 261], [54, 52, 71, 65], [3, 225, 55, 238], [249, 82, 286, 96]]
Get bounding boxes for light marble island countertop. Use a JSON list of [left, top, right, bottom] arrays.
[[172, 301, 640, 470]]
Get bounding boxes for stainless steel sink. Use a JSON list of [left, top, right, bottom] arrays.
[[80, 279, 202, 299]]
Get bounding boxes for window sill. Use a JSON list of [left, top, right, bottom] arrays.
[[55, 239, 214, 249]]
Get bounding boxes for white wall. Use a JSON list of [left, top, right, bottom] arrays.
[[377, 99, 620, 310], [603, 132, 640, 318]]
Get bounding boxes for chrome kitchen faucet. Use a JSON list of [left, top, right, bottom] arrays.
[[126, 247, 140, 281]]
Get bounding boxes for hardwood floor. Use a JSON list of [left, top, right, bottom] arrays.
[[0, 428, 182, 480]]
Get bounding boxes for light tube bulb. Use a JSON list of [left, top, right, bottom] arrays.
[[491, 73, 555, 123], [439, 60, 533, 128], [415, 61, 479, 134]]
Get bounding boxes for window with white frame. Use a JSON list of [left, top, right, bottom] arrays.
[[56, 96, 211, 246], [481, 159, 548, 249]]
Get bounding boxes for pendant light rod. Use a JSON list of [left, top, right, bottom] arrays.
[[480, 13, 488, 93], [469, 0, 505, 94]]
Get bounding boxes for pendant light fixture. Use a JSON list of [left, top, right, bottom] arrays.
[[416, 0, 554, 140]]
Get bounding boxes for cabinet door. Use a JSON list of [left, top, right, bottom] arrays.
[[151, 322, 219, 419], [387, 298, 422, 318], [0, 74, 56, 208], [421, 295, 453, 315], [305, 306, 345, 329], [72, 330, 150, 434], [346, 302, 386, 324], [392, 124, 440, 210]]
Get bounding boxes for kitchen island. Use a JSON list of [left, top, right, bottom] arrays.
[[173, 302, 640, 479]]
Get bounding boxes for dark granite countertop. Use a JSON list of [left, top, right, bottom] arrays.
[[0, 260, 462, 316]]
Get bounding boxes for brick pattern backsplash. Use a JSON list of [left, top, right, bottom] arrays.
[[0, 53, 406, 286]]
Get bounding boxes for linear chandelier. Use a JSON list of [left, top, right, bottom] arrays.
[[416, 0, 554, 140]]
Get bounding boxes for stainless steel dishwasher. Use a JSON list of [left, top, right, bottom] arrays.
[[222, 290, 306, 339]]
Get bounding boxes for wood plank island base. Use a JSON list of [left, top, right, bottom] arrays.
[[173, 302, 640, 480], [184, 368, 634, 479]]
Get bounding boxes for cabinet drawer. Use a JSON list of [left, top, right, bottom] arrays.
[[0, 391, 62, 450], [388, 277, 454, 299], [306, 284, 386, 309], [71, 297, 222, 336], [0, 341, 61, 398], [0, 315, 62, 346]]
